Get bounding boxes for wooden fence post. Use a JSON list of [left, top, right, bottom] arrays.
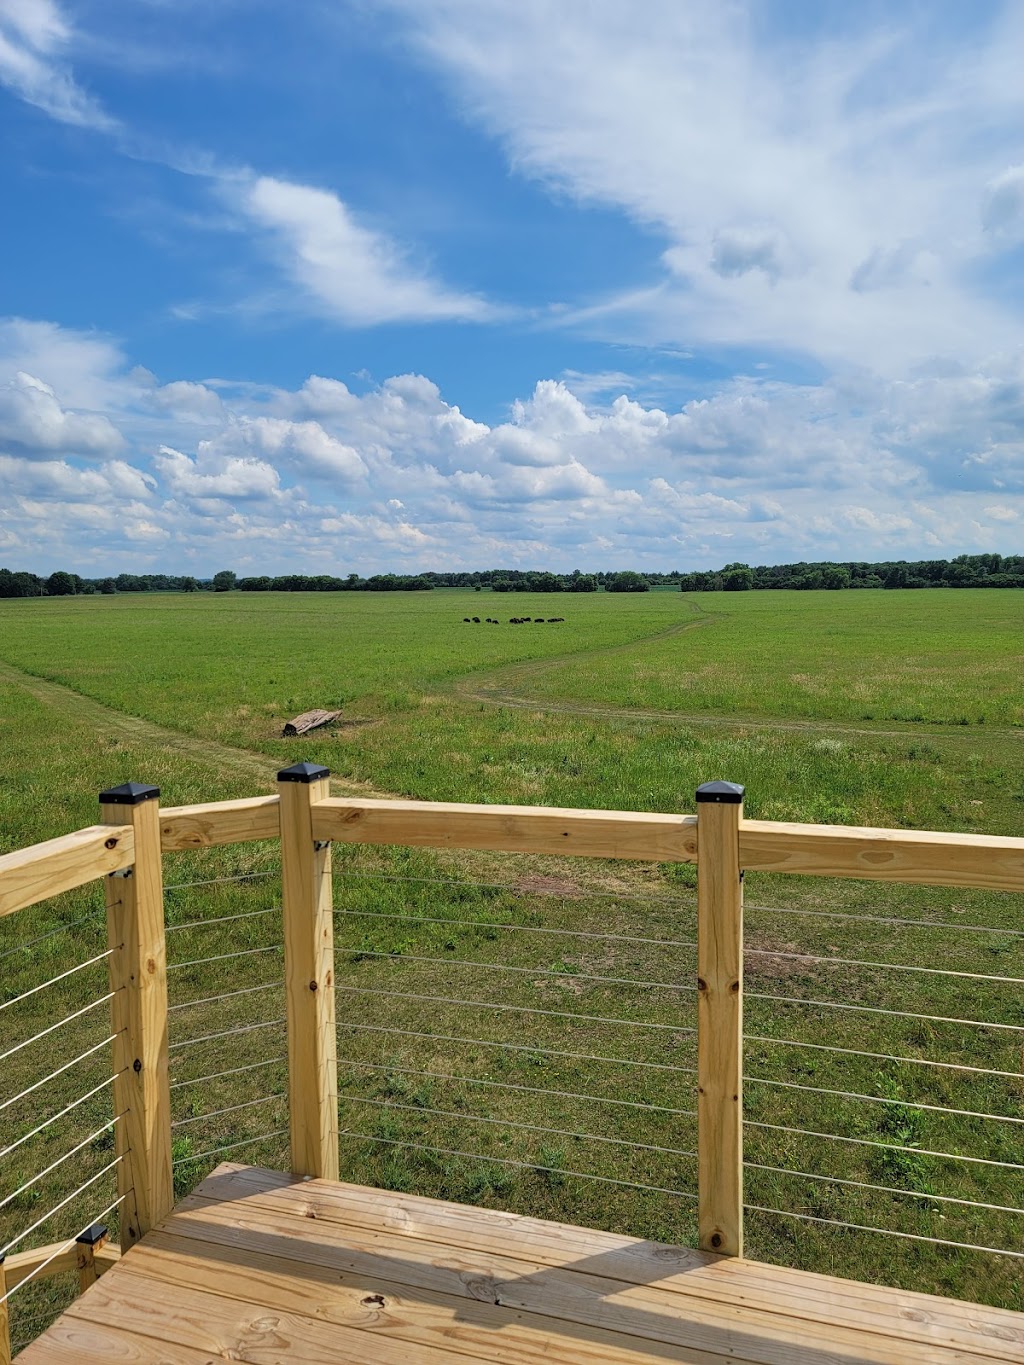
[[696, 780, 745, 1257], [100, 783, 172, 1251], [75, 1223, 108, 1295], [0, 1252, 10, 1365], [279, 763, 339, 1181]]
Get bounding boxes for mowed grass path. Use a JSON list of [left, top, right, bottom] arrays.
[[2, 588, 1024, 1325]]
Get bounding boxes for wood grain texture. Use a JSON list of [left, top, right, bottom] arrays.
[[279, 774, 338, 1181], [159, 796, 280, 850], [697, 797, 744, 1258], [740, 819, 1024, 888], [0, 825, 133, 918], [19, 1166, 1023, 1364], [103, 796, 172, 1249], [312, 797, 699, 862]]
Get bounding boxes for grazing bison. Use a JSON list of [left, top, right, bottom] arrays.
[[463, 617, 471, 622], [472, 616, 480, 623]]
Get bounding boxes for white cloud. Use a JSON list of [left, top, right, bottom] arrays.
[[385, 0, 1024, 372], [0, 0, 115, 129], [235, 175, 493, 326], [0, 370, 125, 458]]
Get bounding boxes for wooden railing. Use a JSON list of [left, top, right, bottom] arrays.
[[2, 762, 1024, 1358]]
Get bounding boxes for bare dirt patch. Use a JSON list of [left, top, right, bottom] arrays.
[[514, 873, 585, 898]]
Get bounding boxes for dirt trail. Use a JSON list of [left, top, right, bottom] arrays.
[[0, 658, 378, 797], [457, 603, 1021, 744]]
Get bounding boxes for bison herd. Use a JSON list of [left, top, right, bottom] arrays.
[[462, 616, 566, 624]]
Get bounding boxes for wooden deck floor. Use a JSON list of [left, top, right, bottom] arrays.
[[19, 1163, 1024, 1363]]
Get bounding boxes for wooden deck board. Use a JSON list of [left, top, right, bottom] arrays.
[[17, 1164, 1024, 1364]]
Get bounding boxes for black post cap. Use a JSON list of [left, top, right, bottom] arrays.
[[696, 780, 745, 804], [277, 761, 331, 783], [99, 782, 160, 805], [76, 1223, 109, 1247]]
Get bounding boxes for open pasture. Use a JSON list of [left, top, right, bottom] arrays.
[[2, 586, 1023, 1339]]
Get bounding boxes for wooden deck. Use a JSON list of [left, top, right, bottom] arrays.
[[19, 1164, 1024, 1363]]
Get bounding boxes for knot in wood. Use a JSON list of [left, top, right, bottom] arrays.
[[710, 1233, 723, 1249], [132, 1058, 142, 1074], [697, 977, 708, 992], [104, 837, 118, 849], [309, 979, 318, 992]]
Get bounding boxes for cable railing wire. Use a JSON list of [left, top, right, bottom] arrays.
[[0, 1193, 125, 1307], [0, 1034, 120, 1116], [1, 1077, 124, 1161], [0, 993, 117, 1066], [164, 871, 276, 893], [336, 984, 697, 1035], [743, 1160, 1024, 1218], [744, 1073, 1024, 1126], [336, 1055, 698, 1119], [342, 948, 698, 994], [172, 1130, 288, 1166], [337, 906, 698, 952], [167, 981, 281, 1014], [747, 902, 1024, 940], [171, 1093, 287, 1129], [168, 1018, 286, 1053], [343, 1132, 699, 1202], [0, 913, 100, 965], [744, 1203, 1024, 1260], [0, 1156, 124, 1258], [745, 945, 1024, 986], [0, 951, 113, 1015], [745, 1118, 1024, 1172], [0, 1117, 122, 1215], [745, 1034, 1024, 1082], [165, 907, 278, 935], [337, 1021, 698, 1076], [169, 1057, 286, 1091], [166, 945, 281, 973], [341, 1093, 698, 1159], [747, 990, 1024, 1034]]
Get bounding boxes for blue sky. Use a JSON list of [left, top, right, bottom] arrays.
[[1, 0, 1022, 575]]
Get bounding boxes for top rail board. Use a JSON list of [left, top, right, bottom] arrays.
[[0, 824, 133, 918], [160, 797, 280, 850]]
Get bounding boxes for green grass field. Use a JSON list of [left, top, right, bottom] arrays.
[[1, 587, 1023, 1347]]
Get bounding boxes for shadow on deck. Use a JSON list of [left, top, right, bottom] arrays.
[[18, 1164, 1024, 1363]]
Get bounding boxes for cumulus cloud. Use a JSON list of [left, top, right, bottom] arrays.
[[235, 175, 493, 326], [0, 0, 115, 129], [0, 370, 125, 458]]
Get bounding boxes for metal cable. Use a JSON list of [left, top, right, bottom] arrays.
[[337, 1056, 697, 1119], [169, 1057, 286, 1092], [744, 1203, 1024, 1259], [166, 945, 281, 972], [172, 1129, 289, 1166], [168, 1018, 285, 1053], [0, 1117, 122, 1214], [1, 1076, 122, 1160], [747, 902, 1024, 939], [341, 1093, 697, 1159], [337, 869, 686, 903], [337, 906, 698, 952], [166, 908, 278, 934], [0, 993, 117, 1066], [171, 1093, 287, 1129], [336, 984, 697, 1035], [745, 946, 1024, 986], [167, 981, 281, 1014], [337, 1021, 698, 1076], [0, 1034, 120, 1115], [164, 871, 276, 892], [745, 1074, 1024, 1126], [0, 1156, 124, 1257], [745, 1118, 1024, 1171], [0, 951, 113, 1014], [0, 1194, 124, 1307], [343, 1131, 699, 1201], [0, 913, 99, 964], [747, 990, 1024, 1033], [743, 1161, 1024, 1217], [745, 1034, 1023, 1081], [343, 948, 697, 994]]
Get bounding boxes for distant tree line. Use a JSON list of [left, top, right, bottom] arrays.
[[677, 554, 1024, 592], [3, 554, 1021, 599]]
